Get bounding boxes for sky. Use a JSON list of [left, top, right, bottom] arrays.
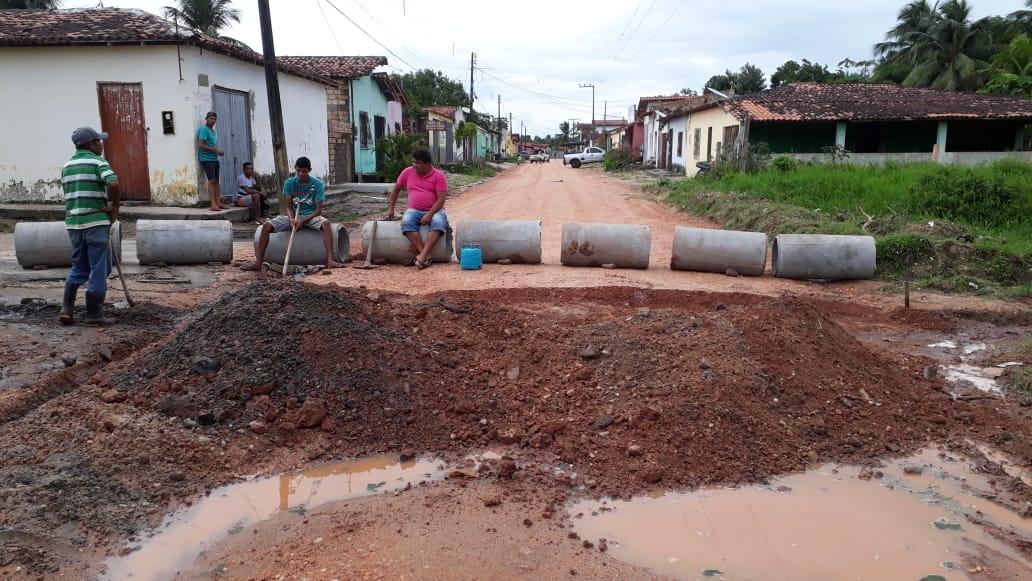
[[66, 0, 1022, 136]]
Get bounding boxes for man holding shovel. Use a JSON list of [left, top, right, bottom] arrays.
[[243, 157, 344, 271], [58, 127, 120, 326]]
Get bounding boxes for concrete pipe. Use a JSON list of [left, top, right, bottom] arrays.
[[454, 220, 543, 264], [671, 227, 768, 276], [561, 223, 651, 269], [772, 234, 876, 280], [14, 221, 122, 268], [361, 221, 453, 264], [137, 220, 233, 265], [259, 223, 350, 266]]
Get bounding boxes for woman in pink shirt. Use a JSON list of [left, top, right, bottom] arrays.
[[387, 149, 449, 268]]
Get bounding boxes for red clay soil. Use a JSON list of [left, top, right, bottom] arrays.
[[3, 281, 1031, 578]]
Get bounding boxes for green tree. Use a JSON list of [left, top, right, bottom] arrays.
[[0, 0, 61, 7], [903, 0, 993, 91], [380, 132, 426, 181], [771, 59, 832, 87], [455, 121, 478, 162], [704, 63, 766, 94], [399, 69, 469, 121], [983, 34, 1032, 96], [163, 0, 241, 37], [558, 121, 572, 141]]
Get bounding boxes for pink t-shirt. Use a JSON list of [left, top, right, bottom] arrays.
[[397, 166, 447, 211]]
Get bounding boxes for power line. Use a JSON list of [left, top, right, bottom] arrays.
[[599, 0, 689, 84], [595, 0, 660, 83], [314, 0, 344, 55], [322, 0, 419, 71], [344, 0, 436, 71], [590, 0, 647, 82]]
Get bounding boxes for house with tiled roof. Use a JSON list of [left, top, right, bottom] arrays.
[[278, 57, 401, 181], [0, 8, 341, 206], [669, 83, 1032, 172], [636, 94, 719, 169], [422, 106, 466, 164]]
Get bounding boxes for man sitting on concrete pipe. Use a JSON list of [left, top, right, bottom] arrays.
[[386, 149, 449, 269], [242, 157, 344, 271]]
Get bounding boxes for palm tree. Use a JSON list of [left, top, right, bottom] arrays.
[[163, 0, 241, 37], [874, 1, 940, 62], [0, 0, 62, 7], [558, 122, 572, 142], [903, 0, 993, 91], [982, 34, 1032, 96]]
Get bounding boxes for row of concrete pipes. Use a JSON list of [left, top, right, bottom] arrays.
[[14, 220, 877, 280]]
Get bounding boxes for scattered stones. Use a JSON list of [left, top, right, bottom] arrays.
[[496, 458, 517, 479], [100, 389, 126, 404], [903, 465, 923, 475], [295, 398, 327, 429], [101, 414, 127, 431], [251, 382, 276, 396], [97, 346, 113, 362], [715, 303, 727, 311], [168, 472, 186, 483], [775, 485, 792, 493], [61, 356, 77, 367], [399, 449, 416, 461], [523, 518, 533, 527], [699, 359, 712, 370], [497, 258, 513, 265], [598, 539, 608, 552], [600, 263, 616, 269], [496, 427, 524, 445], [248, 420, 268, 434], [642, 467, 663, 483], [453, 400, 476, 415], [196, 412, 216, 426], [594, 415, 614, 430], [626, 444, 643, 457], [579, 345, 600, 360], [923, 366, 938, 380], [885, 443, 901, 453], [189, 356, 220, 374], [582, 540, 594, 549], [507, 367, 520, 381], [448, 466, 480, 479], [366, 293, 380, 302], [484, 495, 502, 507], [724, 268, 739, 277], [567, 531, 580, 540]]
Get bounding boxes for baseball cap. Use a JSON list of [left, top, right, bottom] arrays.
[[71, 127, 108, 147]]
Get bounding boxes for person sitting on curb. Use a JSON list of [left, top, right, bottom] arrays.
[[242, 157, 344, 271], [235, 161, 268, 222], [386, 149, 449, 269], [59, 127, 120, 326]]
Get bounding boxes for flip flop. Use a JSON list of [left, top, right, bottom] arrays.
[[416, 257, 433, 270]]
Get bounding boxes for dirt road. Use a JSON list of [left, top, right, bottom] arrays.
[[307, 162, 1013, 315]]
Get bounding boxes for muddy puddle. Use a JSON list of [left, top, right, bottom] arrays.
[[104, 454, 447, 580], [571, 448, 1030, 580]]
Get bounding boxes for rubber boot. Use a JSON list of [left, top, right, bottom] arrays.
[[83, 292, 117, 327], [59, 283, 78, 325]]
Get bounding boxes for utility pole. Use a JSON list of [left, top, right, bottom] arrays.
[[602, 100, 608, 148], [497, 94, 502, 158], [469, 52, 476, 117], [579, 83, 595, 146], [257, 0, 289, 201]]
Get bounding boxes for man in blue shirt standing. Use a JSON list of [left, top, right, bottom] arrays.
[[243, 157, 344, 271], [197, 111, 224, 211]]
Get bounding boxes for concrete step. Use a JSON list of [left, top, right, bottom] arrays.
[[0, 203, 250, 223]]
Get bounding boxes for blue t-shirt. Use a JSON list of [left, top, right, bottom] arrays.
[[283, 175, 325, 217], [197, 125, 218, 162]]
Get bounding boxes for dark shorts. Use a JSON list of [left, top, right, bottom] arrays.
[[200, 161, 220, 181]]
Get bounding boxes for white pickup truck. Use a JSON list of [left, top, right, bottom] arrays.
[[563, 147, 605, 168], [529, 152, 550, 163]]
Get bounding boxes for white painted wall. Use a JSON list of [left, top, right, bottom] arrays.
[[387, 101, 403, 135], [666, 117, 689, 172], [686, 106, 739, 167], [0, 44, 328, 205]]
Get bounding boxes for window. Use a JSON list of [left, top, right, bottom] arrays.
[[677, 132, 683, 157], [693, 128, 701, 159], [588, 147, 603, 154], [359, 111, 370, 149]]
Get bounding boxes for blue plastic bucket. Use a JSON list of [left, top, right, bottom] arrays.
[[460, 244, 483, 270]]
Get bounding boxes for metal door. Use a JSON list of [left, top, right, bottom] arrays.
[[212, 88, 252, 200], [97, 82, 151, 201], [374, 115, 386, 173]]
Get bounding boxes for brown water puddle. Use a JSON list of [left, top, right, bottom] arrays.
[[571, 448, 1031, 580], [104, 454, 447, 580]]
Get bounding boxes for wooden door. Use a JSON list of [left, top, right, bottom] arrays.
[[658, 134, 669, 169], [97, 82, 151, 201], [213, 88, 252, 200], [374, 115, 386, 173]]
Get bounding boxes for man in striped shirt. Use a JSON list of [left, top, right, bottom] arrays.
[[59, 127, 121, 326]]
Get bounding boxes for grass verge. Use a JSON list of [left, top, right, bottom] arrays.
[[652, 160, 1032, 298]]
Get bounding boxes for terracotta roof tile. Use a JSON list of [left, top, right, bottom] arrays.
[[424, 106, 458, 118], [278, 56, 387, 80], [724, 83, 1032, 122], [0, 8, 331, 83]]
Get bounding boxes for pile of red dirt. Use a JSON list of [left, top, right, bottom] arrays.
[[108, 281, 986, 498]]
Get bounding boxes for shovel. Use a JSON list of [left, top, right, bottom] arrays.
[[281, 219, 300, 278], [110, 221, 134, 306], [353, 220, 381, 270]]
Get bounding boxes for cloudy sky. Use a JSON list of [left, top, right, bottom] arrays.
[[67, 0, 1020, 136]]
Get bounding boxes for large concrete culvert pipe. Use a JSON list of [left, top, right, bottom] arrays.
[[361, 221, 453, 264], [560, 223, 651, 269], [15, 221, 122, 268], [772, 234, 877, 280], [259, 223, 350, 266], [671, 227, 768, 276], [138, 220, 233, 265], [454, 220, 543, 264]]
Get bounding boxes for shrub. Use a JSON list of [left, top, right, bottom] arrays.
[[876, 233, 933, 275], [716, 141, 771, 174], [380, 132, 426, 182], [603, 147, 638, 171], [909, 169, 1024, 227], [770, 156, 801, 172]]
